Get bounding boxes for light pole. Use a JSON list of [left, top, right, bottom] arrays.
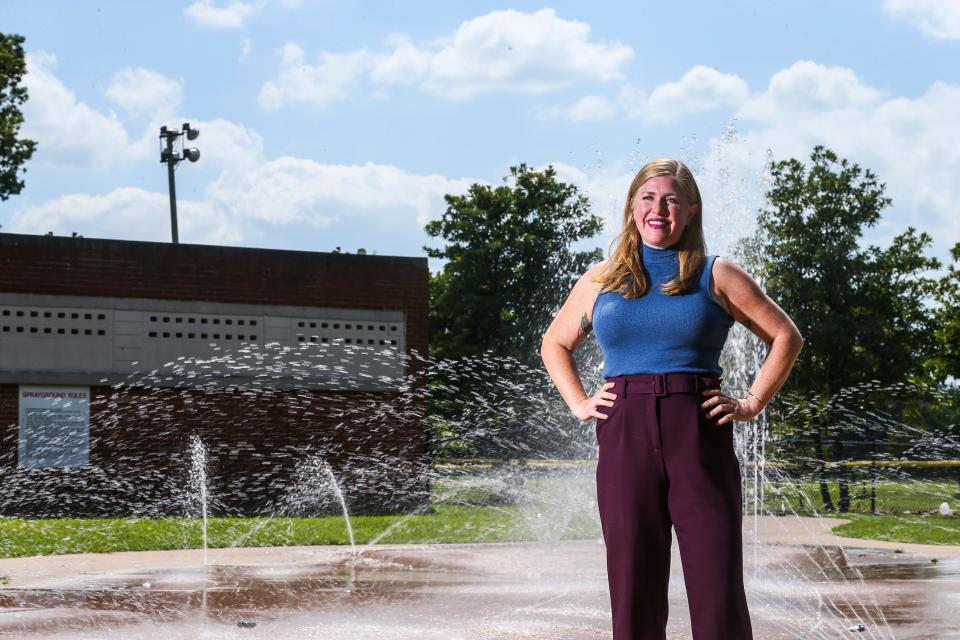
[[159, 123, 200, 244]]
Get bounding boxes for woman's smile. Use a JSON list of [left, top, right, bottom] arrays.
[[632, 175, 699, 248]]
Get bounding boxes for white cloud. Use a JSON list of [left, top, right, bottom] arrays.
[[368, 33, 431, 85], [21, 52, 132, 169], [258, 44, 369, 111], [542, 62, 960, 263], [705, 67, 960, 262], [537, 94, 617, 122], [169, 118, 265, 172], [9, 158, 477, 249], [205, 157, 475, 228], [737, 61, 883, 122], [884, 0, 960, 40], [106, 67, 183, 119], [8, 187, 242, 244], [13, 47, 477, 254], [567, 95, 618, 122], [259, 9, 633, 109], [21, 51, 266, 177], [240, 38, 252, 61], [541, 66, 747, 124], [183, 0, 264, 29], [373, 9, 633, 99], [637, 66, 749, 123]]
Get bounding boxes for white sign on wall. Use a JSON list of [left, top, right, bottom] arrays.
[[18, 386, 90, 468]]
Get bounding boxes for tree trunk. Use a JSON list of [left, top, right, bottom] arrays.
[[836, 436, 850, 512], [813, 411, 835, 512], [838, 474, 850, 512]]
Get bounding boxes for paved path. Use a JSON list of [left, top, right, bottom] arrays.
[[2, 515, 957, 584], [747, 514, 960, 558], [0, 516, 958, 639]]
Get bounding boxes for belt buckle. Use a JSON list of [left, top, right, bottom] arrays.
[[653, 374, 667, 397]]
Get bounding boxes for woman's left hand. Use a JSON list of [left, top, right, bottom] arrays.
[[700, 388, 763, 425]]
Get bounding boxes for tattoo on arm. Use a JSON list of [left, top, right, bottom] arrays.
[[579, 313, 592, 336]]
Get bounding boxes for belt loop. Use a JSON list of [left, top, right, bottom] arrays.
[[694, 375, 701, 394], [653, 374, 667, 397]]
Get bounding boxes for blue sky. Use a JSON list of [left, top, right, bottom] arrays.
[[2, 0, 959, 269]]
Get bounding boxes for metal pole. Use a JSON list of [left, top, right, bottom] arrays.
[[165, 132, 179, 244]]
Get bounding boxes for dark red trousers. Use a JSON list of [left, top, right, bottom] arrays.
[[596, 373, 753, 640]]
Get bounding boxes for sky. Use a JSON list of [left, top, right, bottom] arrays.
[[2, 0, 959, 271]]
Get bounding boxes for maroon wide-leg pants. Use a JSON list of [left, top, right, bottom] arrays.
[[596, 373, 753, 640]]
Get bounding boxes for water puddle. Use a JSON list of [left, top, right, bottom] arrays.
[[0, 543, 958, 639]]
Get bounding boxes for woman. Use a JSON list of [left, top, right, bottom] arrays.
[[540, 158, 803, 640]]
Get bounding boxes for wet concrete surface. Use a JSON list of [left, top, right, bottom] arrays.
[[0, 538, 959, 639]]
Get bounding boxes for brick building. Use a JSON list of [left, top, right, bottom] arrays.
[[0, 233, 430, 517]]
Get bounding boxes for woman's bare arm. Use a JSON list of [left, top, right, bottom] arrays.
[[708, 257, 804, 419], [540, 261, 613, 420]]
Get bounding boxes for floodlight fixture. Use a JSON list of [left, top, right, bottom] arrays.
[[183, 122, 200, 141], [159, 122, 202, 243]]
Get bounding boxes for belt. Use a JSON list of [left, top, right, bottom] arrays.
[[611, 373, 721, 397]]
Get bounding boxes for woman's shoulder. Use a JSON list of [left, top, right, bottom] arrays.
[[582, 260, 610, 292], [711, 256, 754, 284], [710, 256, 762, 307], [585, 259, 609, 279], [568, 260, 609, 314]]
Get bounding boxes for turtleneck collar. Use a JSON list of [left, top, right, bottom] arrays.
[[641, 241, 680, 265]]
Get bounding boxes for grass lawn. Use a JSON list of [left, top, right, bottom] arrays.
[[0, 504, 546, 558], [756, 478, 960, 545], [760, 479, 960, 516], [2, 475, 960, 558], [830, 513, 960, 545], [0, 475, 602, 559]]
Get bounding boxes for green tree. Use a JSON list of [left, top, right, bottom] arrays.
[[423, 164, 604, 460], [757, 146, 942, 511], [0, 33, 37, 201], [925, 242, 960, 384], [425, 163, 604, 368]]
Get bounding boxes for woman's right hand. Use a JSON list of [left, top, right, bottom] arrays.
[[572, 381, 617, 422]]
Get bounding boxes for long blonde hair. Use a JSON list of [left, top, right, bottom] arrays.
[[594, 158, 707, 297]]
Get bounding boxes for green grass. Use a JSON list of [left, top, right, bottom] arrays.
[[760, 479, 960, 515], [3, 475, 960, 558], [754, 478, 960, 546], [0, 504, 556, 558], [0, 474, 603, 558], [831, 513, 960, 545]]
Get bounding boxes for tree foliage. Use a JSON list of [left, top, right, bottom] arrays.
[[0, 33, 37, 201], [757, 146, 944, 511], [424, 163, 604, 368], [758, 146, 941, 397], [423, 164, 604, 461], [925, 242, 960, 384]]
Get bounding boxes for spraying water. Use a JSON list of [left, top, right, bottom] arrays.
[[0, 133, 957, 638], [188, 433, 209, 566]]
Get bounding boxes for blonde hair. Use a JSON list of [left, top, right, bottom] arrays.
[[594, 158, 706, 297]]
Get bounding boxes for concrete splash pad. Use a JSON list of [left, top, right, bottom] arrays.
[[1, 521, 959, 639]]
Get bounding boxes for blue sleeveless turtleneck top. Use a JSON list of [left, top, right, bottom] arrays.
[[592, 243, 735, 377]]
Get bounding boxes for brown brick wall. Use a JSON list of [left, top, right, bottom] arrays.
[[0, 235, 430, 516], [0, 233, 428, 364]]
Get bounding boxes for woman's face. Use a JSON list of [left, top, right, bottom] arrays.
[[631, 175, 699, 249]]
